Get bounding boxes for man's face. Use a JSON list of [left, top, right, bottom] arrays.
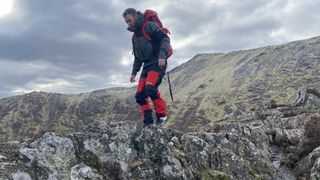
[[124, 14, 136, 30]]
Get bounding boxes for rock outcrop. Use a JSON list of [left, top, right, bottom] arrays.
[[0, 122, 275, 179], [0, 86, 319, 179]]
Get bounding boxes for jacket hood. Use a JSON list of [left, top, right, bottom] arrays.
[[127, 11, 144, 35]]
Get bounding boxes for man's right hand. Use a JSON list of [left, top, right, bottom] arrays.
[[130, 75, 136, 83]]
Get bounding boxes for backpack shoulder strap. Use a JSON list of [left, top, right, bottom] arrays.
[[141, 22, 152, 41], [132, 34, 137, 42], [131, 34, 137, 55]]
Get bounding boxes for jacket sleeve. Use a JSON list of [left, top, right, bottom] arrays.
[[132, 56, 142, 76], [131, 37, 142, 76], [145, 22, 171, 59]]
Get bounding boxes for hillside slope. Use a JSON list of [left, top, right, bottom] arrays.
[[0, 36, 319, 142]]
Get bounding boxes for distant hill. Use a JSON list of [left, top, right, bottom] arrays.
[[0, 36, 319, 142]]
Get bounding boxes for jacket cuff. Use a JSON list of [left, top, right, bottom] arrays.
[[159, 50, 167, 59], [131, 70, 137, 76]]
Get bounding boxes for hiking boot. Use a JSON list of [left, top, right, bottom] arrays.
[[156, 116, 167, 127], [143, 122, 154, 128], [143, 109, 154, 128]]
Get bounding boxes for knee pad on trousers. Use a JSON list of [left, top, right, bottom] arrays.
[[135, 93, 147, 105], [145, 85, 158, 100]]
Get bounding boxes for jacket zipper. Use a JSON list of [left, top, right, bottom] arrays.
[[137, 37, 146, 59]]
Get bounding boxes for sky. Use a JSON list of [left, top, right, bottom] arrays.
[[0, 0, 319, 98]]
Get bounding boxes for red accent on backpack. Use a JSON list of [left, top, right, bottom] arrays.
[[143, 9, 173, 59], [167, 46, 173, 58], [132, 9, 173, 59], [142, 9, 171, 41]]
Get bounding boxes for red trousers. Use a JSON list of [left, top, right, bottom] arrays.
[[135, 63, 167, 122]]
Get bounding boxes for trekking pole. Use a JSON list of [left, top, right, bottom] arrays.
[[167, 72, 174, 104], [163, 72, 174, 105]]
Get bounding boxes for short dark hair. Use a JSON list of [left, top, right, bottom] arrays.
[[122, 8, 138, 18]]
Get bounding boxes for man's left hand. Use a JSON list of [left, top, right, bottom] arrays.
[[158, 59, 166, 68]]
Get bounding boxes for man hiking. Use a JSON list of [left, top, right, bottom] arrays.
[[122, 8, 173, 127]]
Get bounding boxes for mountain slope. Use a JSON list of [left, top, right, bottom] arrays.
[[0, 88, 137, 142], [0, 36, 319, 142], [162, 36, 320, 131]]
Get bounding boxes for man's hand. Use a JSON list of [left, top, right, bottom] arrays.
[[130, 75, 136, 83], [158, 59, 166, 69]]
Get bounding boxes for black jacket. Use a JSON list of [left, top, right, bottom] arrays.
[[127, 12, 171, 76]]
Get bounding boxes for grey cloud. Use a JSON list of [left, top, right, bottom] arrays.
[[0, 0, 320, 98], [0, 0, 134, 98]]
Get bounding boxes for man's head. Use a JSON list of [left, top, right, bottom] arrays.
[[123, 8, 138, 30]]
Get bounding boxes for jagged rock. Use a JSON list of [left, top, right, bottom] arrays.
[[304, 116, 320, 151], [71, 122, 138, 179], [271, 128, 286, 145], [19, 132, 76, 179], [311, 158, 320, 180], [299, 146, 320, 180], [308, 147, 320, 165], [270, 128, 303, 146], [271, 128, 302, 146], [0, 122, 277, 179], [295, 87, 307, 106], [284, 129, 302, 145], [0, 155, 6, 161], [70, 163, 103, 180], [11, 171, 32, 180]]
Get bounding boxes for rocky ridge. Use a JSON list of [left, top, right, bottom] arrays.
[[0, 88, 320, 179]]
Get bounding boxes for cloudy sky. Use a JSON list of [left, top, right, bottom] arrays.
[[0, 0, 319, 98]]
